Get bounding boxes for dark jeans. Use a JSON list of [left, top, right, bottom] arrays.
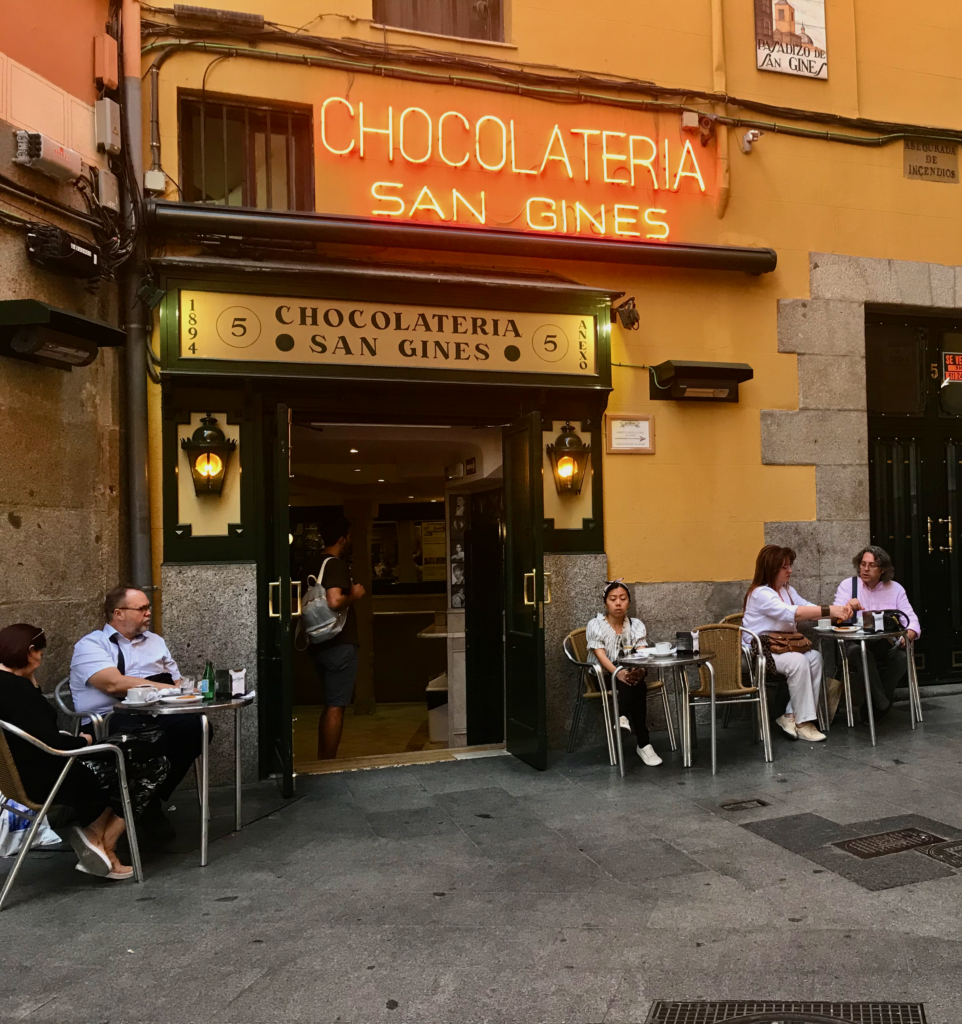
[[109, 712, 210, 801], [844, 638, 908, 712], [616, 674, 651, 747]]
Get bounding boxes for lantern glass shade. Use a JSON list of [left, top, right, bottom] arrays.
[[546, 422, 591, 496], [180, 415, 236, 496]]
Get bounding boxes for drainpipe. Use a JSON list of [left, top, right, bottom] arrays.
[[121, 0, 153, 591], [711, 0, 731, 219]]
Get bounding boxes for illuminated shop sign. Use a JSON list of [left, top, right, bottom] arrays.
[[179, 291, 597, 377], [311, 74, 712, 244]]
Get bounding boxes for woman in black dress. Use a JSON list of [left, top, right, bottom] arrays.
[[0, 624, 131, 880]]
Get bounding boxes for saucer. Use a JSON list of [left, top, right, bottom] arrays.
[[160, 694, 203, 705], [121, 698, 150, 706]]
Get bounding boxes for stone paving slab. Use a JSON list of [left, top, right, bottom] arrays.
[[1, 696, 962, 1022]]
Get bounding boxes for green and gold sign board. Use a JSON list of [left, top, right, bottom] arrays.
[[178, 291, 597, 378]]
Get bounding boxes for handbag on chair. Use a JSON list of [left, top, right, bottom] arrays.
[[763, 632, 813, 656]]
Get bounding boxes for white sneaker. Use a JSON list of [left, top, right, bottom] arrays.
[[637, 744, 663, 766], [775, 714, 798, 739], [619, 716, 631, 732], [796, 722, 826, 742]]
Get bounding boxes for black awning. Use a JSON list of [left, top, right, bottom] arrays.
[[0, 299, 125, 370], [147, 201, 777, 275], [149, 254, 624, 301]]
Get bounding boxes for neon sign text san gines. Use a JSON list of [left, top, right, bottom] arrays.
[[318, 95, 710, 242]]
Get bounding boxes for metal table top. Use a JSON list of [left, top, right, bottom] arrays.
[[619, 650, 713, 668], [113, 695, 254, 716]]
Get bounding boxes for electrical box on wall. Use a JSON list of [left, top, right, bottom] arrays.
[[12, 130, 81, 181], [95, 167, 120, 212], [95, 98, 122, 155], [94, 33, 119, 90]]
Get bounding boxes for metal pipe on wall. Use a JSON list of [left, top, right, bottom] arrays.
[[122, 0, 153, 591]]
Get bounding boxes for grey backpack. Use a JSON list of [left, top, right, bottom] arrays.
[[301, 557, 347, 643]]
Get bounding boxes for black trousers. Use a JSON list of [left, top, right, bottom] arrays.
[[109, 712, 210, 801], [844, 638, 907, 712], [25, 761, 111, 828], [616, 675, 651, 747]]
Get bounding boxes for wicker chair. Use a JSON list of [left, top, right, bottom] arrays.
[[0, 720, 143, 910], [564, 628, 677, 772], [720, 612, 743, 627], [689, 624, 773, 773]]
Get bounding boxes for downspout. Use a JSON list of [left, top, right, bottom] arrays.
[[121, 0, 153, 592], [711, 0, 731, 218]]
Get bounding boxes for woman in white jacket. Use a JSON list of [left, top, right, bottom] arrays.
[[742, 545, 857, 742]]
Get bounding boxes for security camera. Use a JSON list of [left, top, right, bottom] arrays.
[[741, 129, 765, 154]]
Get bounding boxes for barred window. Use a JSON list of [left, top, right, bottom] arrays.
[[179, 95, 313, 210], [373, 0, 504, 42]]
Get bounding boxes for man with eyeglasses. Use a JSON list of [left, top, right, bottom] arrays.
[[832, 546, 921, 722], [70, 584, 199, 840]]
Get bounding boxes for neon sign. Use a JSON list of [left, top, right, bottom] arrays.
[[317, 91, 710, 243]]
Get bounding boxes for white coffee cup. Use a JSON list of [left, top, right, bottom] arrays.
[[126, 685, 156, 703], [818, 617, 831, 629], [654, 641, 672, 655]]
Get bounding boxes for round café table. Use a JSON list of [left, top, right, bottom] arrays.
[[815, 626, 922, 746], [617, 651, 718, 775], [108, 694, 254, 866]]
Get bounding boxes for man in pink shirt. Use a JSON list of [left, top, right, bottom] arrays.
[[833, 546, 921, 720]]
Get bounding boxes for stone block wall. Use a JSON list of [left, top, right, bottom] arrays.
[[161, 563, 259, 784], [0, 186, 122, 688], [759, 251, 962, 603]]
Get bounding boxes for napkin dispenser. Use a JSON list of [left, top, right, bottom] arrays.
[[675, 631, 694, 654]]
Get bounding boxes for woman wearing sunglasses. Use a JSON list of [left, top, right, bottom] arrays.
[[0, 624, 132, 880]]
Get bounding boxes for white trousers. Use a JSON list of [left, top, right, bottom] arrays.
[[772, 650, 822, 724]]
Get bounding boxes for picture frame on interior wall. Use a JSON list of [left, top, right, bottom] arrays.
[[605, 414, 655, 454]]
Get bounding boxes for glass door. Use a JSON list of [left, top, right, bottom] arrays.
[[260, 402, 296, 795], [502, 412, 547, 769]]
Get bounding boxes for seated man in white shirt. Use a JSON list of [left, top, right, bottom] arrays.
[[70, 584, 203, 840], [833, 545, 921, 721]]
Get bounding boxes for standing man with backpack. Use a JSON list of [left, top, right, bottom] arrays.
[[307, 516, 365, 759]]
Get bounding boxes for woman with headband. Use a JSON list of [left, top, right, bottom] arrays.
[[585, 581, 663, 766]]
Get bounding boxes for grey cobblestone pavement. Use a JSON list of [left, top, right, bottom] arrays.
[[2, 697, 962, 1023]]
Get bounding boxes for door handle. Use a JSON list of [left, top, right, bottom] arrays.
[[927, 517, 934, 554], [544, 571, 553, 605], [938, 516, 954, 553], [523, 571, 535, 606], [268, 580, 281, 618], [291, 580, 303, 617]]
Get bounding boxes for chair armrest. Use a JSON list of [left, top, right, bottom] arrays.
[[0, 719, 108, 759]]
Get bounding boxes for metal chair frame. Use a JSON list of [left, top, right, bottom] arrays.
[[565, 630, 678, 773], [689, 624, 774, 773], [53, 677, 108, 741], [564, 632, 616, 765], [0, 719, 144, 910]]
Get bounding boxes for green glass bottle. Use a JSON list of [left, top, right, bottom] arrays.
[[201, 661, 216, 700]]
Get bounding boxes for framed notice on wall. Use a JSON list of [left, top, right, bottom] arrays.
[[605, 414, 655, 454]]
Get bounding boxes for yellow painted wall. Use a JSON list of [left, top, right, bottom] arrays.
[[144, 0, 962, 585]]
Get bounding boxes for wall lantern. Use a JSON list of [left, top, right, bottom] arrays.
[[546, 422, 591, 496], [648, 360, 754, 403], [180, 414, 236, 496]]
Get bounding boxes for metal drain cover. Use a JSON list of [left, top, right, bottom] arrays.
[[645, 1002, 926, 1024], [834, 828, 946, 859], [923, 839, 962, 868], [720, 799, 770, 811]]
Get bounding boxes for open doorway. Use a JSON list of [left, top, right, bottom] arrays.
[[287, 420, 506, 768]]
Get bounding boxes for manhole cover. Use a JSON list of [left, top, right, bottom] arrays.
[[645, 1002, 926, 1023], [833, 828, 946, 860], [720, 799, 770, 812], [922, 839, 962, 868]]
